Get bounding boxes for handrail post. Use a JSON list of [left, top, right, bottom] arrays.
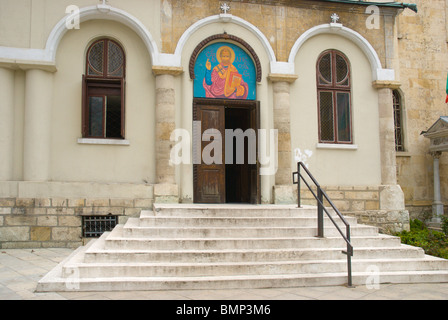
[[347, 248, 353, 287], [346, 224, 353, 288], [297, 162, 301, 208], [317, 187, 324, 238], [292, 162, 354, 287]]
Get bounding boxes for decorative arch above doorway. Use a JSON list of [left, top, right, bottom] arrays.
[[189, 33, 262, 83]]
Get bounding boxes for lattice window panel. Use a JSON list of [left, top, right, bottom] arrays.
[[87, 41, 104, 76], [336, 54, 349, 86], [107, 41, 124, 77], [86, 39, 124, 78], [319, 91, 335, 142], [318, 53, 332, 85]]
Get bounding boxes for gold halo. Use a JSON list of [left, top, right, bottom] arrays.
[[216, 46, 235, 64]]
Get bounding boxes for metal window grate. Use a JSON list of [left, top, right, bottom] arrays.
[[82, 215, 118, 238]]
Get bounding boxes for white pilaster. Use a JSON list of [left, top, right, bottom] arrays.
[[0, 67, 15, 180], [23, 69, 53, 181]]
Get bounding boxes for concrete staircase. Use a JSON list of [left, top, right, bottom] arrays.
[[37, 203, 448, 292]]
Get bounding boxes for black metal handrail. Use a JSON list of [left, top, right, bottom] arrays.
[[292, 162, 354, 288]]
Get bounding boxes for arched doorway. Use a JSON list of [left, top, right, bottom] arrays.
[[190, 36, 261, 204]]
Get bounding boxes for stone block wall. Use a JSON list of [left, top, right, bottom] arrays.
[[0, 197, 153, 249], [396, 0, 448, 212], [161, 0, 388, 65], [343, 210, 410, 235], [299, 185, 409, 234], [299, 186, 381, 212]]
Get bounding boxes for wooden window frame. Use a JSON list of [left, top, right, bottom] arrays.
[[82, 39, 125, 139], [316, 50, 353, 144]]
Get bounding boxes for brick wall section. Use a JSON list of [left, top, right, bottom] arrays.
[[299, 186, 408, 234], [344, 210, 410, 235], [0, 198, 153, 249], [300, 186, 380, 212]]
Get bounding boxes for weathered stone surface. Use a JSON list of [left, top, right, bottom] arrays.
[[37, 216, 58, 226], [273, 185, 296, 204], [52, 227, 81, 242], [380, 185, 406, 211], [15, 198, 35, 207], [85, 199, 109, 207], [57, 216, 81, 227], [30, 226, 51, 241], [1, 227, 29, 241], [110, 199, 134, 207], [68, 199, 85, 207], [4, 215, 36, 226]]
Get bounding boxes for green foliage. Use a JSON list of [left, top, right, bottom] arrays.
[[395, 219, 448, 259], [410, 218, 426, 231], [442, 216, 448, 236]]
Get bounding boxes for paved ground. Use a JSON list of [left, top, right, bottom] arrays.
[[1, 248, 447, 300]]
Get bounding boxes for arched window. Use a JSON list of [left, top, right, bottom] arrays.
[[82, 39, 125, 139], [316, 50, 352, 144], [393, 90, 404, 151]]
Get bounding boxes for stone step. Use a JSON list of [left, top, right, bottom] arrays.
[[151, 204, 332, 218], [83, 234, 425, 263], [35, 204, 448, 292], [122, 218, 378, 238], [138, 214, 358, 228], [102, 226, 400, 250], [37, 270, 448, 292], [65, 257, 448, 279], [84, 247, 426, 264]]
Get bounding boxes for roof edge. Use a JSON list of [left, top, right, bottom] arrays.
[[316, 0, 418, 13]]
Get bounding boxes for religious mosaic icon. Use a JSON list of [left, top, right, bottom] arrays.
[[194, 42, 256, 100]]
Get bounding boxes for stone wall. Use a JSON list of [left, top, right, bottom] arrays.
[[343, 210, 410, 235], [298, 185, 409, 234], [396, 0, 448, 212], [0, 197, 152, 249], [161, 0, 389, 65], [299, 186, 380, 211]]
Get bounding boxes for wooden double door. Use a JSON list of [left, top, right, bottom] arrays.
[[193, 98, 260, 204]]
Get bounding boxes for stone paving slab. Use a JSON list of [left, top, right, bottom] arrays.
[[0, 248, 447, 300]]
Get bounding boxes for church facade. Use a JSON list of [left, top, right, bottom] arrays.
[[0, 0, 445, 248]]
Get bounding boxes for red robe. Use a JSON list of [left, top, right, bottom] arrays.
[[203, 64, 248, 99]]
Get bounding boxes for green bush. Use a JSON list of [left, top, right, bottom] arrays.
[[395, 219, 448, 259], [442, 216, 448, 236]]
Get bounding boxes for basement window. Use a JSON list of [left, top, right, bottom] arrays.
[[82, 215, 118, 238]]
